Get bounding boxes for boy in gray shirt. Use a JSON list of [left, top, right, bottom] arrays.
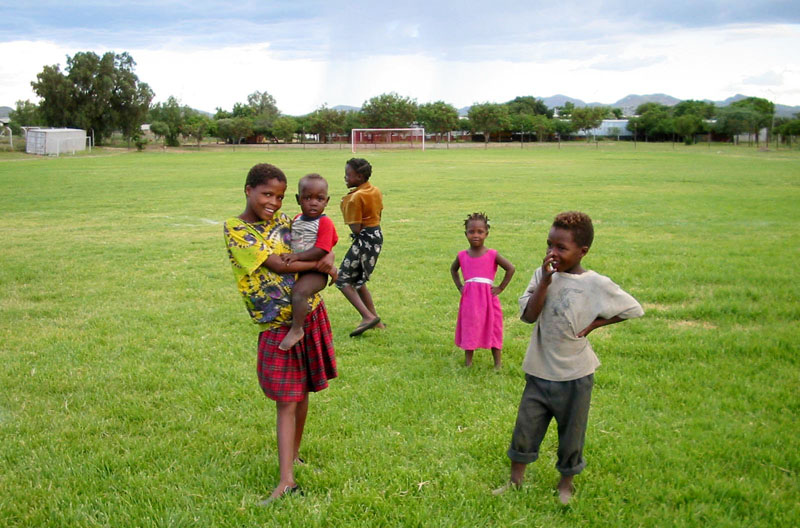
[[494, 211, 644, 504]]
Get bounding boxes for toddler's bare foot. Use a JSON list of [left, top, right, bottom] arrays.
[[279, 326, 304, 350], [557, 476, 575, 505]]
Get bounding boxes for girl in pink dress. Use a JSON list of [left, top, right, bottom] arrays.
[[450, 212, 516, 369]]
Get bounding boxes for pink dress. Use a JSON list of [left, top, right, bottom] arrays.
[[455, 249, 503, 350]]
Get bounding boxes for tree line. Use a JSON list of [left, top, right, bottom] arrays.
[[7, 51, 800, 147]]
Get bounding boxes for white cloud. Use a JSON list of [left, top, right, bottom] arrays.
[[589, 56, 668, 72], [133, 44, 327, 114], [742, 71, 783, 86], [0, 41, 80, 104], [2, 22, 799, 114]]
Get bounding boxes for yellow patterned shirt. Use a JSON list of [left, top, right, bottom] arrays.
[[224, 214, 320, 330]]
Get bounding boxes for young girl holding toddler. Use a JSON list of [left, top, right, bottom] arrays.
[[223, 163, 338, 504], [450, 212, 515, 369]]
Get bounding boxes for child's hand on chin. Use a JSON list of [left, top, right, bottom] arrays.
[[541, 255, 556, 279]]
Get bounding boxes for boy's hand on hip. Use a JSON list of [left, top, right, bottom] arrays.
[[577, 317, 608, 337], [577, 322, 596, 337]]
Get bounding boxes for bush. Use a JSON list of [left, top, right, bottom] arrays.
[[134, 136, 148, 151]]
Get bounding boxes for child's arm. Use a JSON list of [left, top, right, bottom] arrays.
[[347, 222, 363, 235], [264, 252, 338, 283], [280, 247, 327, 265], [315, 251, 337, 281], [576, 277, 644, 336], [520, 255, 556, 323], [265, 254, 318, 274], [450, 257, 463, 293], [577, 316, 625, 337], [491, 253, 515, 296]]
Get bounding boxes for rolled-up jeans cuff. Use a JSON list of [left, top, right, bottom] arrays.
[[507, 447, 538, 464], [556, 459, 586, 476]]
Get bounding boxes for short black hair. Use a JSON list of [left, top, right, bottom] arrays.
[[464, 212, 490, 230], [245, 163, 286, 190], [552, 211, 594, 248], [298, 173, 328, 193], [346, 158, 372, 180]]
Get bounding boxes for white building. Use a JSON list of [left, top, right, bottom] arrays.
[[576, 119, 632, 138], [25, 128, 87, 155]]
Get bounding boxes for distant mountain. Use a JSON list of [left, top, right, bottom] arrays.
[[540, 94, 587, 109], [332, 105, 360, 112], [715, 94, 750, 106], [775, 104, 800, 118], [0, 106, 12, 118], [611, 93, 681, 115]]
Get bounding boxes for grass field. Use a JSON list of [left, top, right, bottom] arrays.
[[1, 143, 798, 527]]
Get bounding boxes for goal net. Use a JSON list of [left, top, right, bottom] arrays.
[[351, 128, 425, 153]]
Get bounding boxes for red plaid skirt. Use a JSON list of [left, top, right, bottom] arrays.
[[257, 302, 337, 402]]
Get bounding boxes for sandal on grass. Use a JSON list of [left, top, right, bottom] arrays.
[[491, 481, 520, 496], [349, 317, 381, 337], [258, 485, 303, 507]]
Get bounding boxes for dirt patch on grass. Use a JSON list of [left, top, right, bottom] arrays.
[[670, 320, 718, 330], [644, 302, 672, 311]]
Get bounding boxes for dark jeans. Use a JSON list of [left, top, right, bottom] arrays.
[[507, 373, 594, 476]]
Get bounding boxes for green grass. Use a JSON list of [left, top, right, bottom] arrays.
[[1, 143, 798, 527]]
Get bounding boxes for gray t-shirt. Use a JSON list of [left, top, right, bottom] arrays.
[[291, 215, 321, 253], [518, 269, 644, 381]]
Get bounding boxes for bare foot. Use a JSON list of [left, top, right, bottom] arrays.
[[557, 476, 575, 505], [279, 326, 304, 350]]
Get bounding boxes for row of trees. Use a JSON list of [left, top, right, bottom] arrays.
[[203, 93, 614, 146], [626, 98, 782, 146], [7, 50, 800, 147]]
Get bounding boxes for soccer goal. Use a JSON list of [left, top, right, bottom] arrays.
[[351, 128, 425, 153]]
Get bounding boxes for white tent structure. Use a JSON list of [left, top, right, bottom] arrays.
[[26, 128, 87, 156]]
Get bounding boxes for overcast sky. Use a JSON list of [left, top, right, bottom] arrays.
[[1, 1, 799, 115]]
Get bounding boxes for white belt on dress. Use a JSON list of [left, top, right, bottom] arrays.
[[464, 277, 494, 285]]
